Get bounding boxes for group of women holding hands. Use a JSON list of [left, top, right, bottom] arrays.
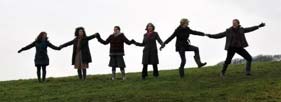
[[18, 18, 265, 82]]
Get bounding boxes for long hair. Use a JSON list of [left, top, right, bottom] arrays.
[[75, 27, 87, 37], [145, 23, 155, 31], [35, 32, 47, 42]]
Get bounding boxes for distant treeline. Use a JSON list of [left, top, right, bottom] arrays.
[[217, 54, 281, 65]]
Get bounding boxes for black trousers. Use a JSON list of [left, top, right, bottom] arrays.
[[222, 47, 252, 74], [36, 65, 46, 82], [178, 45, 200, 77], [142, 64, 159, 78]]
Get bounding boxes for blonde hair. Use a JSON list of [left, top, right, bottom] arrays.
[[180, 18, 189, 26]]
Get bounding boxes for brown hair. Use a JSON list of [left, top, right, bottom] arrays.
[[35, 32, 47, 42], [145, 23, 155, 31]]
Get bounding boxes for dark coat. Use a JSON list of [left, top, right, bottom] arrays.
[[97, 33, 132, 55], [164, 26, 205, 51], [208, 26, 260, 50], [20, 40, 60, 66], [60, 34, 98, 65], [135, 32, 163, 65]]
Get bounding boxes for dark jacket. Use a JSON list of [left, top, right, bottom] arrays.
[[164, 26, 205, 51], [135, 32, 163, 64], [208, 26, 260, 50], [97, 33, 132, 56], [60, 34, 98, 65], [20, 40, 60, 66]]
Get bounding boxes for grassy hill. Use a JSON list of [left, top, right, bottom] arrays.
[[1, 61, 281, 102]]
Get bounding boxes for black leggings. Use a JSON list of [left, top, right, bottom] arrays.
[[36, 65, 46, 82], [77, 69, 87, 80], [178, 45, 200, 77], [142, 64, 159, 78]]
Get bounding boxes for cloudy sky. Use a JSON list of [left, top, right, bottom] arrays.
[[0, 0, 280, 81]]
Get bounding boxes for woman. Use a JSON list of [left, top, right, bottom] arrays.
[[133, 23, 164, 80], [97, 26, 134, 80], [18, 32, 60, 82], [59, 27, 99, 80], [161, 18, 207, 78]]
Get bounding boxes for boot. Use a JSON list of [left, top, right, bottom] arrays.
[[82, 69, 87, 80], [221, 64, 228, 78], [179, 67, 185, 78], [77, 69, 82, 80], [121, 69, 126, 80], [194, 55, 207, 68], [246, 61, 251, 76], [112, 70, 116, 80]]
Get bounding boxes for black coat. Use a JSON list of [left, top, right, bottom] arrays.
[[164, 26, 205, 51], [20, 40, 60, 66], [135, 32, 163, 65], [60, 34, 98, 65], [208, 26, 260, 50]]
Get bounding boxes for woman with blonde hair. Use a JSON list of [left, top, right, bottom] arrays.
[[161, 18, 207, 78]]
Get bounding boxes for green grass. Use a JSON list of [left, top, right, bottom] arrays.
[[1, 61, 281, 102]]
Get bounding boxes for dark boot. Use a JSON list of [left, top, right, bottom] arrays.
[[221, 64, 228, 78], [112, 68, 116, 80], [179, 67, 184, 78], [153, 65, 159, 78], [42, 66, 46, 82], [246, 61, 251, 76], [120, 68, 126, 80], [77, 69, 82, 80], [194, 55, 207, 68], [36, 66, 42, 82], [82, 69, 87, 80]]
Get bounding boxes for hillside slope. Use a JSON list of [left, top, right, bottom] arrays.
[[1, 61, 281, 102]]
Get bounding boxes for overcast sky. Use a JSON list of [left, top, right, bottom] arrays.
[[0, 0, 280, 81]]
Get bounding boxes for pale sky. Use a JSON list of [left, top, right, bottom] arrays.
[[0, 0, 280, 81]]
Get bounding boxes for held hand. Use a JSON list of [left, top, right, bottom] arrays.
[[205, 34, 212, 38], [259, 22, 265, 28], [18, 49, 22, 53], [159, 44, 165, 51]]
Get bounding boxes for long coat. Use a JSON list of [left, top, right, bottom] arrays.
[[20, 40, 60, 66], [164, 26, 205, 51], [208, 26, 260, 50], [60, 34, 98, 65], [135, 32, 163, 65]]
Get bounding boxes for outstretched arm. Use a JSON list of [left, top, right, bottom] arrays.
[[163, 30, 177, 45], [86, 33, 99, 41], [123, 34, 133, 45], [133, 36, 145, 46], [97, 35, 110, 45], [60, 39, 75, 49], [206, 31, 227, 39], [47, 41, 60, 50], [155, 32, 164, 45], [244, 23, 265, 33], [18, 41, 36, 53], [190, 29, 205, 36]]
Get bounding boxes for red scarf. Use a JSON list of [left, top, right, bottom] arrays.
[[147, 31, 153, 39]]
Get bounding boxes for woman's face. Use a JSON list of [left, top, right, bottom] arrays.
[[114, 27, 120, 33], [147, 25, 153, 32], [42, 33, 47, 39], [78, 29, 84, 37]]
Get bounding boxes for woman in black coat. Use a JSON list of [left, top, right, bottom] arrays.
[[133, 23, 164, 80], [160, 18, 207, 78], [59, 27, 99, 80], [18, 32, 60, 82]]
